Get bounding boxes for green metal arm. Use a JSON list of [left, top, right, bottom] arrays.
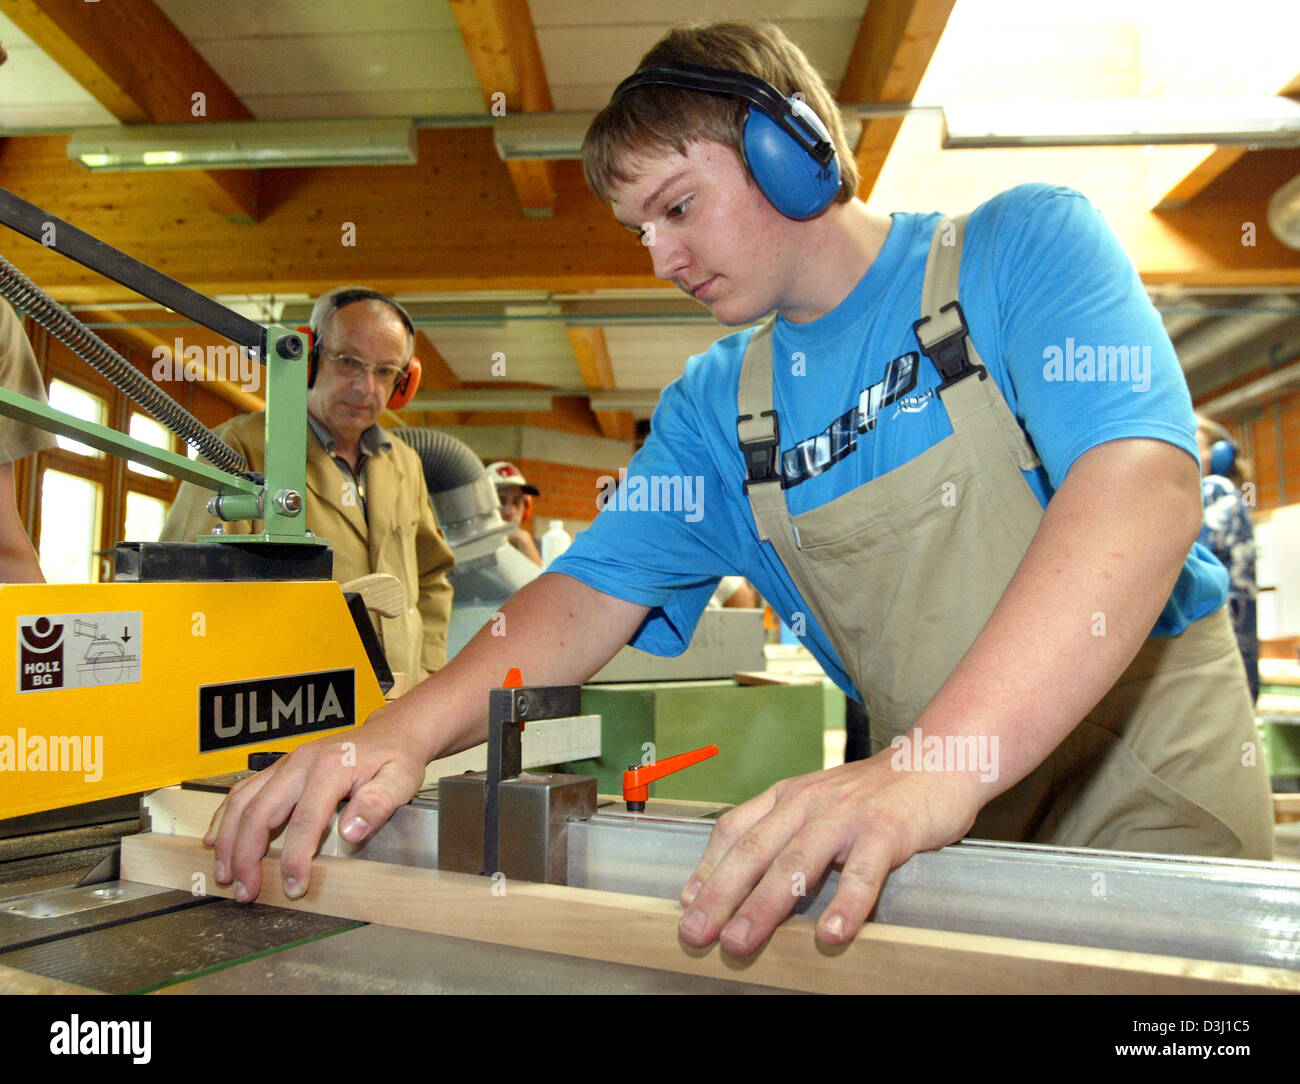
[[0, 385, 257, 495]]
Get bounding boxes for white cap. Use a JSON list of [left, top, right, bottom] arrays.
[[486, 461, 539, 495]]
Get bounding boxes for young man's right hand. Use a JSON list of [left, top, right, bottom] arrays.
[[204, 573, 650, 901], [205, 706, 429, 901]]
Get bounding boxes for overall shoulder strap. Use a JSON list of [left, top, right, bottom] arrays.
[[912, 213, 986, 391]]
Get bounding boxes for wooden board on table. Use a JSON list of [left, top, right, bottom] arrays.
[[422, 714, 601, 787], [1261, 658, 1300, 687], [120, 832, 1300, 996], [733, 670, 822, 686], [1259, 693, 1300, 718], [1275, 793, 1300, 824]]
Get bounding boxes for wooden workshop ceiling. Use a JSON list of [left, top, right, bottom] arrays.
[[0, 0, 1298, 433]]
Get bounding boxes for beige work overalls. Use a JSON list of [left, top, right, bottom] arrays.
[[736, 215, 1274, 860]]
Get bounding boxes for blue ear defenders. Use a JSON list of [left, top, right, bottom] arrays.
[[1210, 439, 1237, 477], [611, 63, 841, 221]]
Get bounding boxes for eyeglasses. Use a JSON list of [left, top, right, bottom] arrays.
[[321, 348, 406, 390]]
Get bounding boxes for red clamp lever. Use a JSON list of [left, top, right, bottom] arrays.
[[622, 744, 718, 812]]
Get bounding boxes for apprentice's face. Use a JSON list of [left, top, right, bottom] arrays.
[[498, 486, 528, 523], [308, 300, 410, 444], [609, 140, 797, 327]]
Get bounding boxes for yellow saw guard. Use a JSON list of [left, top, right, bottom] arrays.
[[0, 580, 384, 819]]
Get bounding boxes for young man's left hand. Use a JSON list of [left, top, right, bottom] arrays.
[[676, 754, 982, 954]]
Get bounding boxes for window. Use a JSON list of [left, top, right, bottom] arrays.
[[127, 412, 170, 479], [20, 322, 236, 582], [38, 470, 101, 583], [48, 380, 106, 459]]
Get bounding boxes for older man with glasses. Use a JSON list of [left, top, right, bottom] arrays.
[[161, 286, 454, 691]]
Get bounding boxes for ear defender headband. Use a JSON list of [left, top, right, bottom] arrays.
[[1210, 438, 1237, 477], [304, 288, 423, 410], [611, 62, 840, 220]]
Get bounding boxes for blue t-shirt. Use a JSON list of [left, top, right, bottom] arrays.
[[552, 184, 1229, 698]]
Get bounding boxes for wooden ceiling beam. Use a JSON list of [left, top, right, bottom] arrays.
[[412, 332, 463, 391], [1154, 72, 1300, 211], [838, 0, 957, 200], [449, 0, 557, 218], [0, 0, 261, 221], [566, 325, 634, 442], [2, 127, 1296, 296]]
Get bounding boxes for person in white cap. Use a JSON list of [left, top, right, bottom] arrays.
[[487, 460, 542, 566]]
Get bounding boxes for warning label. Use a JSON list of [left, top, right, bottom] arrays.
[[18, 612, 143, 693]]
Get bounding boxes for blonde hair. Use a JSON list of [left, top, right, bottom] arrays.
[[1196, 415, 1253, 487], [582, 21, 857, 206]]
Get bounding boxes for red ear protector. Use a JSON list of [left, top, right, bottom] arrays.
[[300, 288, 423, 410]]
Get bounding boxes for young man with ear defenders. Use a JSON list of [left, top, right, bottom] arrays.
[[161, 286, 454, 688], [203, 23, 1272, 956]]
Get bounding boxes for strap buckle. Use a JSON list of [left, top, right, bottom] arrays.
[[912, 301, 986, 391], [737, 409, 782, 492]]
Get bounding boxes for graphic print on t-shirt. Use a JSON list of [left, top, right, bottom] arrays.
[[781, 351, 919, 487]]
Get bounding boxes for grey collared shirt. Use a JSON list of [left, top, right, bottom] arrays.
[[308, 415, 391, 523]]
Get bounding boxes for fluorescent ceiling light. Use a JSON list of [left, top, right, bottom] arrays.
[[943, 97, 1300, 148], [494, 108, 862, 161], [67, 118, 417, 171]]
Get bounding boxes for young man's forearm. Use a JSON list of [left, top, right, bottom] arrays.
[[913, 437, 1204, 802], [369, 571, 648, 765]]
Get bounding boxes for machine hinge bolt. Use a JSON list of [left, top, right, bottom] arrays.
[[276, 334, 304, 360], [273, 489, 303, 515]]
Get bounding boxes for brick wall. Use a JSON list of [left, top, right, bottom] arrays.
[[1219, 388, 1300, 512], [512, 458, 621, 530], [1250, 389, 1300, 511]]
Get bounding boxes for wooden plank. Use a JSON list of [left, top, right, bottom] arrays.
[[1276, 793, 1300, 824], [1261, 658, 1300, 687], [838, 0, 957, 199], [733, 670, 821, 686], [121, 831, 1300, 994], [0, 0, 261, 220], [450, 0, 557, 216]]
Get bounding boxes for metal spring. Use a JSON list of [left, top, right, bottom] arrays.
[[0, 254, 247, 475]]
